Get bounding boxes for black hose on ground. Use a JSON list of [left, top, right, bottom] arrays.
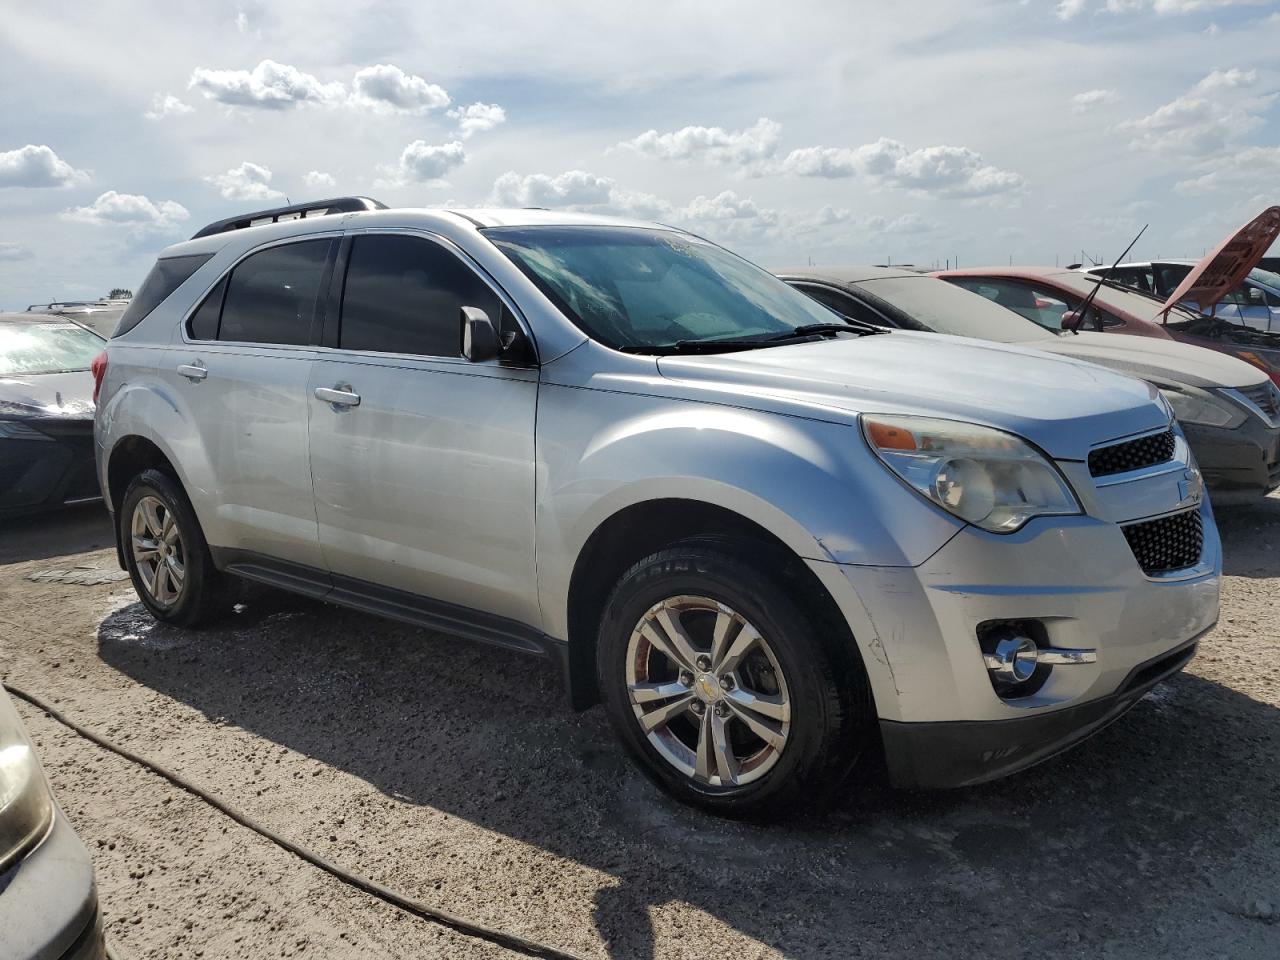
[[4, 681, 589, 960]]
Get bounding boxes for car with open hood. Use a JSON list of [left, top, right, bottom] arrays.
[[95, 198, 1219, 817], [1080, 260, 1280, 335], [1, 313, 105, 517], [778, 267, 1280, 501], [937, 207, 1280, 389]]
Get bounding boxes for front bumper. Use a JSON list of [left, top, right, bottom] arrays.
[[811, 495, 1220, 787], [0, 419, 100, 517], [879, 633, 1201, 788], [0, 811, 105, 960], [1182, 416, 1280, 499]]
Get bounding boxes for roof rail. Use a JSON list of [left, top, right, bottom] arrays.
[[190, 196, 388, 240]]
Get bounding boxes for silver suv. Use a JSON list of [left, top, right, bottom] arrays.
[[94, 198, 1221, 817]]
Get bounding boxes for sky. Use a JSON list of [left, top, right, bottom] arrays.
[[1, 0, 1278, 308]]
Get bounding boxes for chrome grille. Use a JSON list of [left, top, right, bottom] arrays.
[[1121, 509, 1203, 575], [1088, 429, 1176, 478], [1238, 382, 1279, 421]]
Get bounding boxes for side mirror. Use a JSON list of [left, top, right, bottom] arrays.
[[461, 306, 501, 362], [1248, 286, 1265, 304], [1060, 309, 1082, 333]]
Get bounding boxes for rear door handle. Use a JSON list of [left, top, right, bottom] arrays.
[[177, 362, 207, 382], [315, 386, 361, 408]]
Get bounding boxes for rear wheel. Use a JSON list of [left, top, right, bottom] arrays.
[[120, 469, 232, 628], [598, 543, 872, 819]]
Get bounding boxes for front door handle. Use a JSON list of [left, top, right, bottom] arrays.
[[315, 386, 361, 408], [177, 362, 207, 382]]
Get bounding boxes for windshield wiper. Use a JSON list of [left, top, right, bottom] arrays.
[[618, 320, 884, 355]]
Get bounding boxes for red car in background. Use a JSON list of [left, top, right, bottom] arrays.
[[936, 208, 1280, 389]]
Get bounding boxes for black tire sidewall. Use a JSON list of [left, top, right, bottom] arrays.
[[598, 545, 861, 817], [119, 469, 226, 627]]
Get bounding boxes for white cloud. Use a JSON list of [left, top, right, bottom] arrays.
[[1071, 88, 1119, 113], [381, 140, 466, 186], [0, 144, 89, 189], [0, 242, 33, 261], [350, 64, 449, 113], [144, 93, 194, 120], [1175, 146, 1280, 193], [62, 191, 190, 229], [302, 170, 336, 189], [619, 118, 782, 167], [867, 212, 937, 235], [204, 161, 284, 201], [781, 138, 1024, 198], [1057, 0, 1088, 19], [489, 170, 614, 207], [1125, 68, 1273, 158], [1104, 0, 1266, 10], [447, 102, 506, 138], [189, 59, 345, 110]]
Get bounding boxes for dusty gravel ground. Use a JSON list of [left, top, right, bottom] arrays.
[[1, 497, 1277, 959]]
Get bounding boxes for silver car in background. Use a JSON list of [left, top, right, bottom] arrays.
[[95, 199, 1220, 817]]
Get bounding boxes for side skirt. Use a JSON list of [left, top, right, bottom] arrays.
[[209, 547, 568, 667]]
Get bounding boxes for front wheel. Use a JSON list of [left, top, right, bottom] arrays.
[[597, 543, 872, 819]]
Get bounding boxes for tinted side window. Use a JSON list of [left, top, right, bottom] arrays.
[[113, 253, 214, 338], [791, 283, 892, 327], [188, 276, 228, 341], [339, 235, 501, 356], [219, 240, 331, 345]]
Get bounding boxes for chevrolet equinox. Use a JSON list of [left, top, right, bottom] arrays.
[[93, 198, 1221, 817]]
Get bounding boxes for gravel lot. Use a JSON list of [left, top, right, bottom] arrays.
[[1, 498, 1277, 959]]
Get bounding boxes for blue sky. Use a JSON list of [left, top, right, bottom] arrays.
[[0, 0, 1277, 307]]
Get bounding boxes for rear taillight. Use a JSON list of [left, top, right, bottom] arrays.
[[91, 352, 108, 405]]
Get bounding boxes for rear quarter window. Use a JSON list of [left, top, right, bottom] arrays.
[[112, 254, 213, 338]]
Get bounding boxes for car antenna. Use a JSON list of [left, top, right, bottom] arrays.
[[1066, 224, 1147, 335]]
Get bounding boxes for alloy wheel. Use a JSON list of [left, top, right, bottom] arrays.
[[626, 595, 792, 788], [131, 495, 186, 607]]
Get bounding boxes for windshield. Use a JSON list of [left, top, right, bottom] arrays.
[[0, 322, 104, 375], [486, 226, 843, 352], [855, 275, 1055, 343], [1250, 268, 1280, 290]]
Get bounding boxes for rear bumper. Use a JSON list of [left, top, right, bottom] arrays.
[[1183, 417, 1280, 498], [0, 811, 105, 960], [880, 634, 1201, 788]]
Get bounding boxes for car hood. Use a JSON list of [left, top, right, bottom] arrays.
[[657, 331, 1167, 461], [1027, 331, 1266, 390], [0, 370, 95, 419], [1158, 206, 1280, 318]]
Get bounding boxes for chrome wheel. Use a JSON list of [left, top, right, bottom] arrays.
[[626, 595, 792, 788], [131, 495, 186, 608]]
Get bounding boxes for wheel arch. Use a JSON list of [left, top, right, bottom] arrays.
[[562, 496, 883, 716]]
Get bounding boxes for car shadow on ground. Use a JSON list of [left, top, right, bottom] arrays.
[[96, 591, 1280, 959], [0, 503, 114, 566], [1215, 494, 1280, 578]]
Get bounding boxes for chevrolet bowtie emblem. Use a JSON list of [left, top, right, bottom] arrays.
[[1178, 469, 1204, 507]]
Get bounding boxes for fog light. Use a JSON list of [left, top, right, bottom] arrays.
[[984, 634, 1039, 685]]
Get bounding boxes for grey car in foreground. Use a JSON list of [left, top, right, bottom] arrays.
[[0, 689, 105, 960], [95, 199, 1219, 817], [779, 267, 1280, 502]]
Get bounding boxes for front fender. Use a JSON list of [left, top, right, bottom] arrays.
[[534, 383, 963, 636]]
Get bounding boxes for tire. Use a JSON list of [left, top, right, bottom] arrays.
[[119, 468, 233, 628], [597, 542, 873, 819]]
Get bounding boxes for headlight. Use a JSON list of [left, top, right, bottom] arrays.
[[862, 415, 1081, 533], [0, 691, 54, 872], [1156, 385, 1245, 429]]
